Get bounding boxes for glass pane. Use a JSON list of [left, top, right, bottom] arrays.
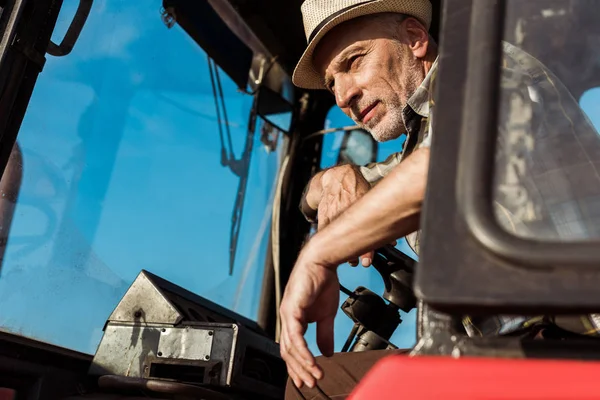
[[0, 0, 285, 354], [263, 111, 292, 133], [493, 0, 600, 241], [305, 106, 416, 356]]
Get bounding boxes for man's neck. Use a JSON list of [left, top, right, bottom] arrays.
[[423, 49, 439, 75], [423, 59, 433, 75]]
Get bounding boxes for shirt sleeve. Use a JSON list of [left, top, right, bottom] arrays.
[[358, 151, 403, 186]]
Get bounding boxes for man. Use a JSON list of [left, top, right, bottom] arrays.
[[281, 0, 600, 398]]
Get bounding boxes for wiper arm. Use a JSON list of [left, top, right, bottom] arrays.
[[207, 55, 257, 275], [228, 97, 258, 275], [208, 57, 237, 171]]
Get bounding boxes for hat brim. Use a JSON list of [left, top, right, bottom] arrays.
[[292, 0, 432, 90]]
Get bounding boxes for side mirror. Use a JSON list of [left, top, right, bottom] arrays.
[[337, 128, 378, 166], [256, 85, 293, 133]]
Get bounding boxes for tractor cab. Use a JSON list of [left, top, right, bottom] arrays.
[[0, 0, 600, 399]]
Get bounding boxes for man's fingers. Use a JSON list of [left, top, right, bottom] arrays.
[[281, 327, 320, 387], [316, 317, 335, 357], [317, 216, 329, 231], [285, 318, 324, 381], [286, 318, 316, 367], [281, 336, 303, 388], [281, 328, 315, 387], [286, 348, 316, 388], [361, 251, 374, 267], [288, 368, 303, 389]]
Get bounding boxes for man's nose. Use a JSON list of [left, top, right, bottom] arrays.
[[335, 76, 360, 109]]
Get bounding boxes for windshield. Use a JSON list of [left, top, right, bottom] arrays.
[[0, 1, 285, 354]]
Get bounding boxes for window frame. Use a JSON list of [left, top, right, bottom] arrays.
[[458, 0, 600, 268], [0, 0, 63, 180], [415, 0, 600, 315]]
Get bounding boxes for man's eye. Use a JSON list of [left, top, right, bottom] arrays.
[[348, 54, 363, 69]]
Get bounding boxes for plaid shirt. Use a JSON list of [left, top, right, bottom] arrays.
[[306, 41, 600, 338]]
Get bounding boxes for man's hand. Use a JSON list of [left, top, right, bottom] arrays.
[[305, 165, 374, 266], [280, 149, 429, 389], [317, 165, 370, 230], [279, 248, 339, 389]]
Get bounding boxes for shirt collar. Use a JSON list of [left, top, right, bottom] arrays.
[[405, 56, 439, 118]]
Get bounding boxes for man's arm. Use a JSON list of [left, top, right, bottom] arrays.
[[279, 147, 429, 389], [311, 147, 427, 266], [299, 152, 403, 222]]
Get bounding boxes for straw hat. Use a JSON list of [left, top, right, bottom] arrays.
[[293, 0, 432, 90]]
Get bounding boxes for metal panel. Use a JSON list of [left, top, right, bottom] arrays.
[[108, 271, 182, 325], [91, 322, 285, 398], [157, 327, 213, 361], [89, 323, 162, 377], [139, 270, 263, 333]]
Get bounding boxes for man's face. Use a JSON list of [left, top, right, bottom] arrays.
[[313, 15, 428, 142]]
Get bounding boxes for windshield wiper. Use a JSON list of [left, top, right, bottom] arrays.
[[207, 56, 257, 275]]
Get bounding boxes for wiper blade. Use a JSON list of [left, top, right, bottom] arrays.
[[228, 99, 258, 275], [207, 55, 257, 276]]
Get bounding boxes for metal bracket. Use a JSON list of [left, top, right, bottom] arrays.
[[161, 6, 176, 29], [47, 0, 93, 57]]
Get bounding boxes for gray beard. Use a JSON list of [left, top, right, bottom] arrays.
[[367, 106, 406, 142]]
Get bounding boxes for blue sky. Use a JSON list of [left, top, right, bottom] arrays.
[[0, 0, 599, 357]]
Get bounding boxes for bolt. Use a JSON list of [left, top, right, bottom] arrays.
[[208, 331, 214, 336], [205, 355, 210, 361], [157, 351, 163, 357], [162, 328, 166, 332]]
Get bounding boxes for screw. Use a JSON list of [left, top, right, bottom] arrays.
[[134, 311, 142, 318], [157, 351, 163, 357], [161, 328, 166, 332], [205, 355, 210, 361], [208, 331, 214, 336]]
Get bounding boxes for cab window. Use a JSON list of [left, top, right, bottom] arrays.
[[0, 0, 284, 354], [493, 0, 600, 242]]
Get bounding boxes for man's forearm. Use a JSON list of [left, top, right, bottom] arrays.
[[305, 148, 430, 267]]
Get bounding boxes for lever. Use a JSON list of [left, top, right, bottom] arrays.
[[371, 244, 417, 312], [47, 0, 93, 57]]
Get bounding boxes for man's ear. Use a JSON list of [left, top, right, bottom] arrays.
[[403, 17, 429, 59]]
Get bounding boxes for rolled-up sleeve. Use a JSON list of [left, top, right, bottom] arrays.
[[358, 152, 403, 186]]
